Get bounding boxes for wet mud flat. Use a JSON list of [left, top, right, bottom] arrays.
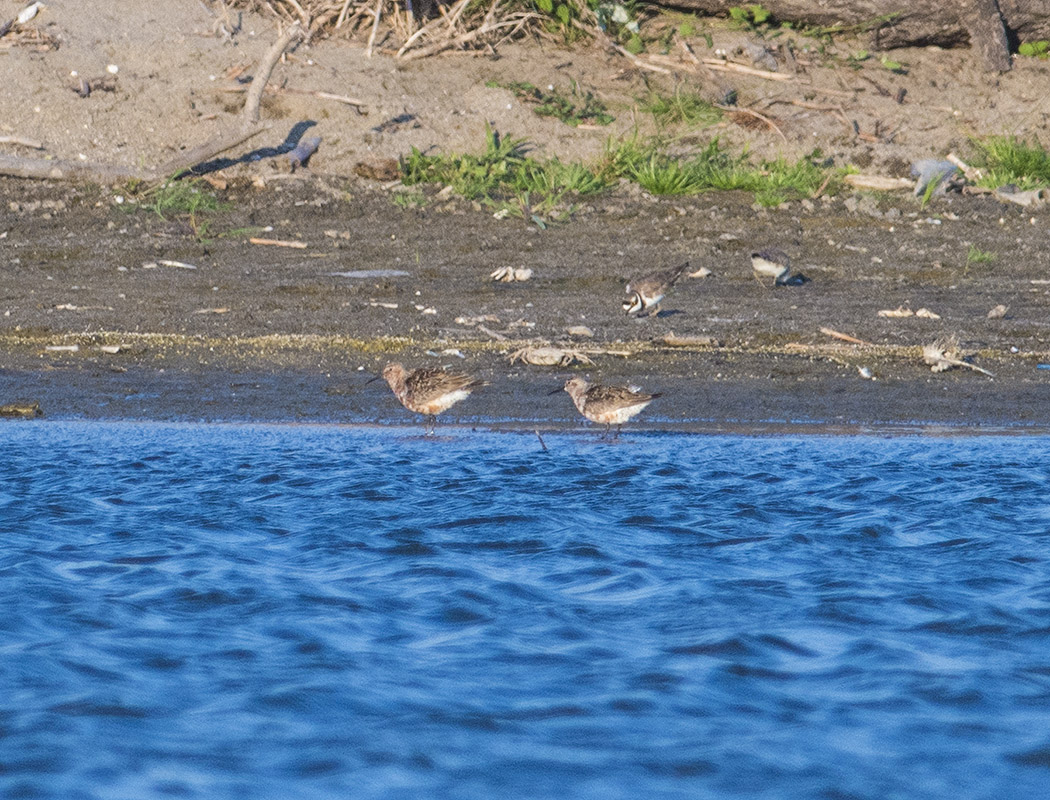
[[2, 176, 1050, 431]]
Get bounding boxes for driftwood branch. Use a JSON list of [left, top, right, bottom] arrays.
[[243, 23, 304, 127], [0, 154, 145, 183]]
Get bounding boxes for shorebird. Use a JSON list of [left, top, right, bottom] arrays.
[[750, 248, 791, 285], [623, 261, 689, 316], [750, 248, 807, 286], [559, 377, 660, 438], [374, 362, 484, 434]]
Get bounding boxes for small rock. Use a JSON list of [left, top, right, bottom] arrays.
[[987, 304, 1009, 319]]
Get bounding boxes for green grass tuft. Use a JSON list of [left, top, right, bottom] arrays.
[[641, 89, 723, 128], [970, 136, 1050, 189], [490, 80, 614, 127], [122, 178, 228, 241], [398, 129, 837, 219], [141, 180, 225, 219], [966, 245, 996, 265]]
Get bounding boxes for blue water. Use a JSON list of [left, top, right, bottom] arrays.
[[3, 423, 1050, 800]]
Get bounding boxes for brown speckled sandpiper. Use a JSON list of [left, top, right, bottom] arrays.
[[376, 363, 484, 434], [560, 377, 660, 438]]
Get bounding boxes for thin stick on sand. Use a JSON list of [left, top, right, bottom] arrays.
[[820, 327, 874, 346], [249, 237, 308, 248]]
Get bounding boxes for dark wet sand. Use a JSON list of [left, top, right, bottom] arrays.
[[2, 176, 1049, 432]]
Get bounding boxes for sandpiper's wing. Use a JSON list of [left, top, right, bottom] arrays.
[[752, 247, 790, 265], [627, 261, 689, 295], [405, 368, 483, 404], [583, 383, 659, 413]]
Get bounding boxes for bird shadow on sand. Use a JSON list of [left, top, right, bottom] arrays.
[[634, 309, 684, 320]]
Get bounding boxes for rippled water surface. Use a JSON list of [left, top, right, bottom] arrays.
[[3, 422, 1050, 799]]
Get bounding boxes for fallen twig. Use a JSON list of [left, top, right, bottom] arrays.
[[220, 84, 366, 110], [843, 174, 913, 191], [820, 327, 873, 346], [0, 135, 44, 149], [477, 324, 508, 341], [946, 152, 983, 182], [365, 0, 383, 57], [812, 171, 835, 198], [249, 237, 307, 248], [778, 98, 854, 134], [0, 153, 141, 182], [701, 58, 793, 81]]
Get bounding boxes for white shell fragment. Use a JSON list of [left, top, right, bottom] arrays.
[[878, 307, 940, 319], [17, 2, 44, 25], [143, 260, 198, 270], [328, 270, 409, 278], [490, 266, 533, 282]]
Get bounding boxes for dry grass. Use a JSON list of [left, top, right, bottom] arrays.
[[226, 0, 548, 59]]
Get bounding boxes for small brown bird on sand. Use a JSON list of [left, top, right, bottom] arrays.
[[560, 377, 660, 438], [375, 363, 484, 434], [623, 261, 689, 316]]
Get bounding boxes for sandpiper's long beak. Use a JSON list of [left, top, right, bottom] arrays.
[[547, 386, 564, 395], [365, 374, 383, 385]]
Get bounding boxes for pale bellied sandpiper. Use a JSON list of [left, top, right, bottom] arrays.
[[623, 261, 689, 316], [750, 248, 807, 286], [750, 248, 791, 285], [374, 362, 484, 434], [559, 376, 660, 437]]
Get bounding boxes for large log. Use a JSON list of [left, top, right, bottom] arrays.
[[664, 0, 1050, 71]]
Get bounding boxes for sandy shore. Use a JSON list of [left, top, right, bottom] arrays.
[[2, 175, 1049, 431]]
